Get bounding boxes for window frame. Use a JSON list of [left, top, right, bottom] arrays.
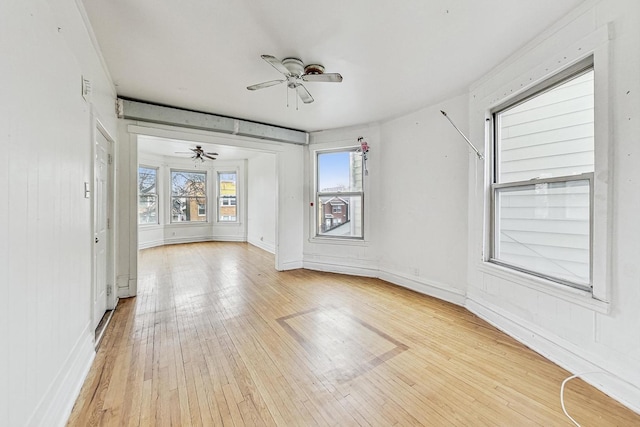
[[170, 169, 208, 224], [217, 170, 238, 223], [315, 147, 365, 240], [489, 57, 595, 291], [138, 165, 159, 225]]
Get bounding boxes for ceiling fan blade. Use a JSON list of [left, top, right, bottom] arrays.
[[203, 154, 217, 160], [205, 152, 219, 156], [175, 151, 193, 154], [247, 79, 285, 91], [261, 55, 290, 76], [302, 73, 343, 83], [296, 84, 314, 104]]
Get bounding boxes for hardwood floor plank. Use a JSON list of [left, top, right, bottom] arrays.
[[68, 242, 640, 426]]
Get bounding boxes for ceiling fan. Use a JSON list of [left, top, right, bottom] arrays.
[[247, 55, 343, 104], [175, 145, 218, 162]]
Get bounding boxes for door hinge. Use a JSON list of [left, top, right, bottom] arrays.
[[107, 284, 112, 297], [108, 154, 113, 165]]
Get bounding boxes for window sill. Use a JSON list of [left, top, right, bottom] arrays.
[[166, 222, 210, 227], [308, 236, 369, 246], [477, 261, 610, 314]]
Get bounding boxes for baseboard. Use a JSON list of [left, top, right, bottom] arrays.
[[248, 238, 275, 254], [138, 238, 164, 250], [304, 260, 378, 278], [379, 268, 467, 306], [276, 259, 304, 271], [466, 295, 640, 414], [27, 323, 95, 427], [139, 235, 246, 250]]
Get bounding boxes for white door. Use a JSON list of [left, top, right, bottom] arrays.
[[93, 129, 111, 329]]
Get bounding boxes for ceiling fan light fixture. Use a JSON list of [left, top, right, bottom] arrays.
[[304, 64, 324, 75]]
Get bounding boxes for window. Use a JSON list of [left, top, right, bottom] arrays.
[[138, 166, 158, 224], [218, 172, 237, 222], [491, 59, 594, 290], [316, 148, 364, 238], [171, 170, 207, 222]]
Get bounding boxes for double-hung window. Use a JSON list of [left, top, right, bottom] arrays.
[[171, 170, 207, 222], [218, 172, 238, 222], [138, 166, 158, 224], [491, 58, 594, 290], [316, 148, 364, 239]]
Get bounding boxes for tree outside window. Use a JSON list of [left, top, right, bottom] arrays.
[[138, 166, 158, 224], [171, 170, 207, 222]]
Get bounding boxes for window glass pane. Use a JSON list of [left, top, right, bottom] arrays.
[[171, 171, 207, 222], [218, 172, 237, 222], [139, 167, 157, 194], [494, 180, 590, 286], [138, 194, 157, 224], [496, 70, 594, 183], [138, 167, 157, 224], [318, 151, 363, 192], [317, 195, 362, 238]]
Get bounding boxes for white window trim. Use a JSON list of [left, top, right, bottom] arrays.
[[216, 170, 239, 224], [481, 39, 612, 305], [314, 147, 365, 240], [170, 168, 208, 224]]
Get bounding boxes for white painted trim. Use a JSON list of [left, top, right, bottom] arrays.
[[73, 0, 116, 96], [139, 235, 247, 250], [248, 238, 276, 254], [379, 269, 467, 307], [466, 295, 640, 415], [302, 256, 466, 307], [477, 262, 610, 314], [26, 323, 95, 427], [304, 260, 378, 278], [276, 260, 304, 271]]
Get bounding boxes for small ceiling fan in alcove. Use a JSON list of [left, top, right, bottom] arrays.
[[175, 145, 218, 162], [247, 55, 343, 105]]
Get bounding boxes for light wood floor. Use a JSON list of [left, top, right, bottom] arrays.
[[68, 242, 640, 426]]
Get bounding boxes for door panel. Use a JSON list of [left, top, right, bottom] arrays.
[[93, 130, 110, 329]]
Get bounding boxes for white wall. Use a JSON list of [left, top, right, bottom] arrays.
[[304, 124, 382, 276], [304, 97, 470, 305], [247, 153, 277, 253], [0, 0, 117, 425], [377, 94, 470, 304], [466, 0, 640, 412]]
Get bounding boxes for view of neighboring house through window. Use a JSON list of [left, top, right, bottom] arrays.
[[138, 166, 158, 224], [491, 59, 594, 289], [316, 148, 364, 238], [171, 170, 207, 222], [218, 172, 237, 222]]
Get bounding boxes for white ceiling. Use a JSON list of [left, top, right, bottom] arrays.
[[83, 0, 586, 133]]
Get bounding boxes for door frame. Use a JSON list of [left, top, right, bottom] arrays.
[[91, 113, 117, 330]]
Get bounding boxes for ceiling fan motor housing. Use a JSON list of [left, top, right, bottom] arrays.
[[282, 58, 304, 76]]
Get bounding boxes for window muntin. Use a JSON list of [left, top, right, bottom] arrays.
[[138, 166, 158, 224], [491, 64, 594, 290], [316, 149, 364, 239], [218, 172, 237, 222], [171, 170, 207, 223]]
